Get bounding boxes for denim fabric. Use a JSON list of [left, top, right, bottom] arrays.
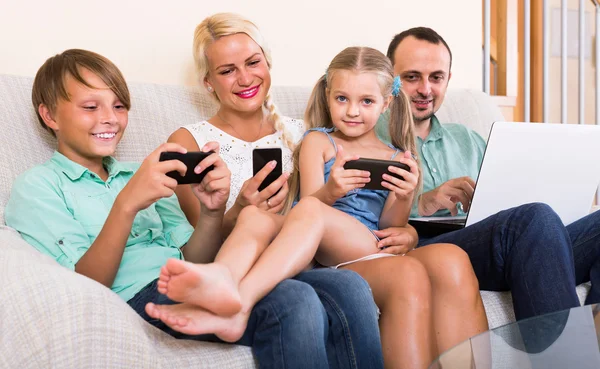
[[128, 268, 383, 369], [568, 209, 600, 304], [419, 203, 600, 320], [295, 268, 384, 369]]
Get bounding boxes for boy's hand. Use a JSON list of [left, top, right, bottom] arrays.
[[118, 143, 188, 214], [325, 145, 370, 200], [382, 151, 419, 200], [191, 142, 230, 214]]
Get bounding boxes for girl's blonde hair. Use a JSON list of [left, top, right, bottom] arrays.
[[193, 13, 295, 149], [283, 46, 421, 212]]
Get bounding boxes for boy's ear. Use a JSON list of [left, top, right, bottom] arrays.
[[38, 104, 59, 131]]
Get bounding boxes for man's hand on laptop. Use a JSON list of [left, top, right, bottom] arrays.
[[418, 176, 476, 216]]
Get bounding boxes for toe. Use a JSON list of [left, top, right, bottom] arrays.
[[166, 258, 188, 275], [145, 303, 157, 318]]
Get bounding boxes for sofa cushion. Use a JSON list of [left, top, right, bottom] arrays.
[[0, 226, 257, 369], [436, 89, 505, 139]]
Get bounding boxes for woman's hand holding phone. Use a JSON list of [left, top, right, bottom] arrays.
[[235, 161, 290, 213], [325, 145, 371, 200]]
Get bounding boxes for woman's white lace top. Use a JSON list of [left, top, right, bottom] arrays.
[[182, 117, 305, 211]]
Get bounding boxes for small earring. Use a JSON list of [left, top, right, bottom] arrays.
[[207, 86, 213, 92]]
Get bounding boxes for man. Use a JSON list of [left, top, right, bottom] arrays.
[[377, 27, 600, 321]]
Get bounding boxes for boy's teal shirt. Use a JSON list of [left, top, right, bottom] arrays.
[[376, 111, 486, 217], [5, 151, 194, 302]]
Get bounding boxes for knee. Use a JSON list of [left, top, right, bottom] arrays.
[[292, 196, 327, 226], [296, 196, 322, 209], [518, 202, 561, 226], [429, 244, 480, 297], [238, 205, 278, 230], [507, 202, 567, 254], [237, 204, 262, 223], [294, 197, 325, 218], [380, 257, 432, 306]]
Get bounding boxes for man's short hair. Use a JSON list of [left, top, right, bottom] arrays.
[[32, 49, 131, 136], [386, 27, 453, 70]]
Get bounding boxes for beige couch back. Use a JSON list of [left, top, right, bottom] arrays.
[[0, 73, 504, 224]]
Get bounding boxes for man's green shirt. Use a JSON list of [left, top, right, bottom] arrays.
[[376, 112, 486, 217]]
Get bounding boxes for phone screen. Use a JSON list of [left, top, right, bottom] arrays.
[[252, 148, 283, 192]]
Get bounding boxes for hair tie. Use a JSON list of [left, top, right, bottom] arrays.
[[392, 76, 402, 97]]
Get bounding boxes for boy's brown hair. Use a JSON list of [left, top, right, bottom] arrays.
[[31, 49, 131, 136]]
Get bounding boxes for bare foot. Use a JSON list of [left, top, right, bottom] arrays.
[[158, 258, 241, 316], [145, 302, 249, 342]]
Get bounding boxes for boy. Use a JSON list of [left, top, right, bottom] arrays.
[[6, 49, 230, 306]]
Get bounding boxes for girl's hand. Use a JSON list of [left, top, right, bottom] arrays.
[[381, 150, 419, 199], [190, 142, 231, 214], [235, 161, 290, 213], [374, 226, 418, 255], [325, 145, 371, 200]]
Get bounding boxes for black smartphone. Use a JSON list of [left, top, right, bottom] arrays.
[[159, 151, 215, 184], [252, 148, 283, 192], [343, 158, 410, 191]]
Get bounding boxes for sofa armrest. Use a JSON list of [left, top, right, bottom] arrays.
[[0, 227, 256, 369]]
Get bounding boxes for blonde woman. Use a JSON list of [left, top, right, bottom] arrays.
[[164, 15, 386, 369], [152, 13, 488, 369]]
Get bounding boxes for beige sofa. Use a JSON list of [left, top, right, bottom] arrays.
[[0, 73, 590, 368]]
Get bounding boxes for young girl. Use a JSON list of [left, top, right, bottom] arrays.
[[148, 38, 487, 369], [283, 46, 421, 267]]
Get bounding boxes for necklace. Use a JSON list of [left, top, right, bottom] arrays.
[[217, 113, 264, 142]]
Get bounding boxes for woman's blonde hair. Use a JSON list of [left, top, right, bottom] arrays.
[[193, 13, 295, 149], [283, 46, 421, 212]]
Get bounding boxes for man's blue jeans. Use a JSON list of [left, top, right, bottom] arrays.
[[127, 268, 383, 369], [419, 203, 600, 321]]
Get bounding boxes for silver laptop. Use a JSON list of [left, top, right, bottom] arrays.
[[410, 122, 600, 233]]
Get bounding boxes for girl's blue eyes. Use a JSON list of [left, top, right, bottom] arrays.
[[335, 96, 374, 105]]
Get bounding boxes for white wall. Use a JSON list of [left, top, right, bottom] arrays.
[[0, 0, 482, 90]]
